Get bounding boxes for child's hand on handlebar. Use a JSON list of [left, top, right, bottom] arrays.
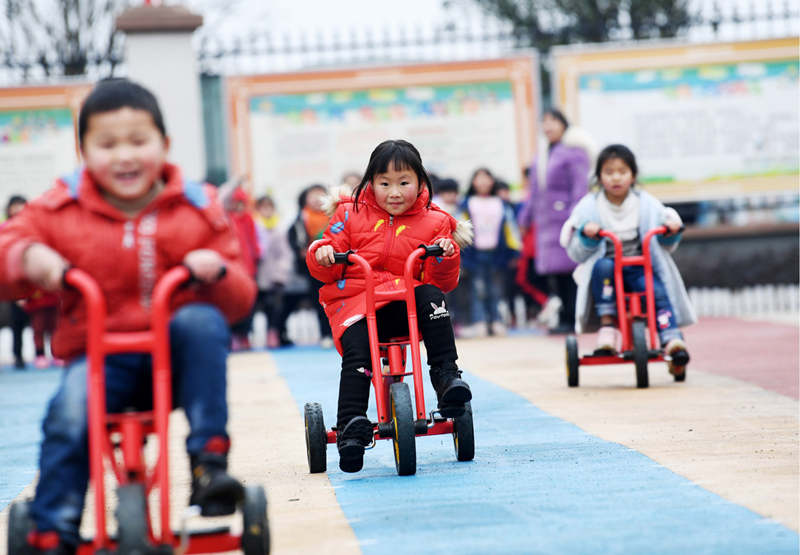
[[664, 220, 682, 235], [23, 243, 68, 291], [581, 222, 600, 238], [315, 244, 336, 267], [184, 249, 225, 283], [433, 237, 455, 257]]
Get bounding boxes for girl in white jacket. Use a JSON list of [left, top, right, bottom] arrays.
[[561, 144, 696, 377]]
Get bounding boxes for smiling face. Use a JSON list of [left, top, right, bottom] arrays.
[[599, 156, 635, 205], [371, 165, 422, 216], [81, 107, 169, 208]]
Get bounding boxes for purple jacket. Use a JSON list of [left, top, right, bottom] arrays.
[[518, 132, 592, 275]]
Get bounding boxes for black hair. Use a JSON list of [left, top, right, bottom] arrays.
[[255, 195, 275, 208], [352, 139, 432, 211], [297, 183, 328, 209], [5, 195, 26, 219], [434, 177, 459, 195], [78, 78, 167, 147], [494, 179, 510, 192], [595, 144, 638, 183], [543, 108, 569, 129], [465, 167, 498, 197]]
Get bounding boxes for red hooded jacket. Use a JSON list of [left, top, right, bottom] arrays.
[[0, 163, 256, 359], [306, 186, 461, 349]]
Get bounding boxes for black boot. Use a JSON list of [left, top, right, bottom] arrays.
[[336, 416, 374, 473], [189, 452, 245, 516], [430, 364, 471, 418]]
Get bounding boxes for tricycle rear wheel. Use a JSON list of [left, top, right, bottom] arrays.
[[453, 402, 475, 461], [632, 320, 649, 388], [566, 335, 579, 387], [7, 499, 33, 555], [390, 382, 416, 476], [304, 402, 327, 473]]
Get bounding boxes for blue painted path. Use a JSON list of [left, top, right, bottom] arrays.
[[0, 367, 60, 507], [272, 347, 799, 555]]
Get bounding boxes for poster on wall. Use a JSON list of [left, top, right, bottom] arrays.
[[552, 37, 799, 201], [227, 57, 539, 217], [0, 85, 90, 204]]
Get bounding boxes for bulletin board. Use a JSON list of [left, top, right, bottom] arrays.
[[551, 37, 799, 201], [0, 84, 91, 202], [226, 56, 539, 216]]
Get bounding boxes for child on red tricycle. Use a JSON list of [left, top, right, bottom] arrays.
[[305, 139, 474, 474], [1, 79, 263, 554], [560, 144, 697, 386]]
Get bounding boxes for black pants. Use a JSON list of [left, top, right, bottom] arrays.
[[337, 284, 458, 428], [256, 287, 284, 333], [10, 302, 28, 364], [548, 272, 577, 328]]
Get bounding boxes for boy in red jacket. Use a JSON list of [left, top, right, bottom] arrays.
[[0, 79, 257, 554]]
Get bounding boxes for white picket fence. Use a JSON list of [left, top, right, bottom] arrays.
[[688, 284, 800, 318]]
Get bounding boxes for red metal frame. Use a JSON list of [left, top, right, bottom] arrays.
[[578, 226, 669, 365], [324, 248, 455, 444], [64, 267, 242, 554]]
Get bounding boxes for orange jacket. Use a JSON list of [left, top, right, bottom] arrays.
[[306, 186, 461, 348], [0, 163, 256, 359]]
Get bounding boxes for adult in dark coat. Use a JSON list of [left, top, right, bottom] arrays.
[[518, 109, 594, 333]]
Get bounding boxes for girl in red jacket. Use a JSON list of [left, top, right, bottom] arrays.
[[307, 139, 473, 473]]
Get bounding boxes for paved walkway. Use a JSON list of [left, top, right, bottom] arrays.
[[0, 316, 797, 553]]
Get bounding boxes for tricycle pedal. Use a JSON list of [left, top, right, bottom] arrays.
[[414, 419, 428, 435]]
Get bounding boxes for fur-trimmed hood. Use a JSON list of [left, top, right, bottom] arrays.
[[536, 125, 597, 192], [321, 185, 473, 249]]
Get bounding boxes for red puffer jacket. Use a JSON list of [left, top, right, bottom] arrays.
[[306, 186, 461, 349], [0, 163, 256, 359]]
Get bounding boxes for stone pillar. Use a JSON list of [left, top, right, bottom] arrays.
[[116, 5, 205, 181]]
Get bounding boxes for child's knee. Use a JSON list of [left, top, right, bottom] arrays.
[[170, 303, 228, 341], [591, 257, 615, 281], [44, 367, 89, 440]]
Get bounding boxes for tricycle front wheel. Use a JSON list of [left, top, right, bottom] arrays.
[[390, 382, 416, 476]]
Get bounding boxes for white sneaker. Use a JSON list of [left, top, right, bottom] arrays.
[[490, 321, 507, 336], [537, 296, 562, 328], [595, 326, 621, 353], [458, 322, 489, 339], [320, 337, 334, 349]]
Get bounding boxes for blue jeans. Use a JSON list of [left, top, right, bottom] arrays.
[[469, 250, 502, 325], [30, 303, 231, 546], [590, 257, 682, 344]]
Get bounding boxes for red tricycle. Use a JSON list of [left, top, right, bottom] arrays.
[[7, 266, 269, 555], [303, 245, 475, 476], [565, 226, 687, 389]]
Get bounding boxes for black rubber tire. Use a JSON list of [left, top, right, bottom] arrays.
[[116, 483, 152, 555], [241, 485, 270, 555], [390, 382, 416, 476], [566, 335, 580, 387], [304, 402, 327, 473], [674, 368, 687, 382], [7, 500, 33, 555], [632, 320, 649, 389], [452, 402, 475, 461]]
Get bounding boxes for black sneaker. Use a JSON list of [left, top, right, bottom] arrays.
[[430, 365, 472, 418], [189, 452, 245, 516], [336, 416, 373, 473]]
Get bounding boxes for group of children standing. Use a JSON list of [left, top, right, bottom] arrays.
[[0, 76, 694, 553]]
